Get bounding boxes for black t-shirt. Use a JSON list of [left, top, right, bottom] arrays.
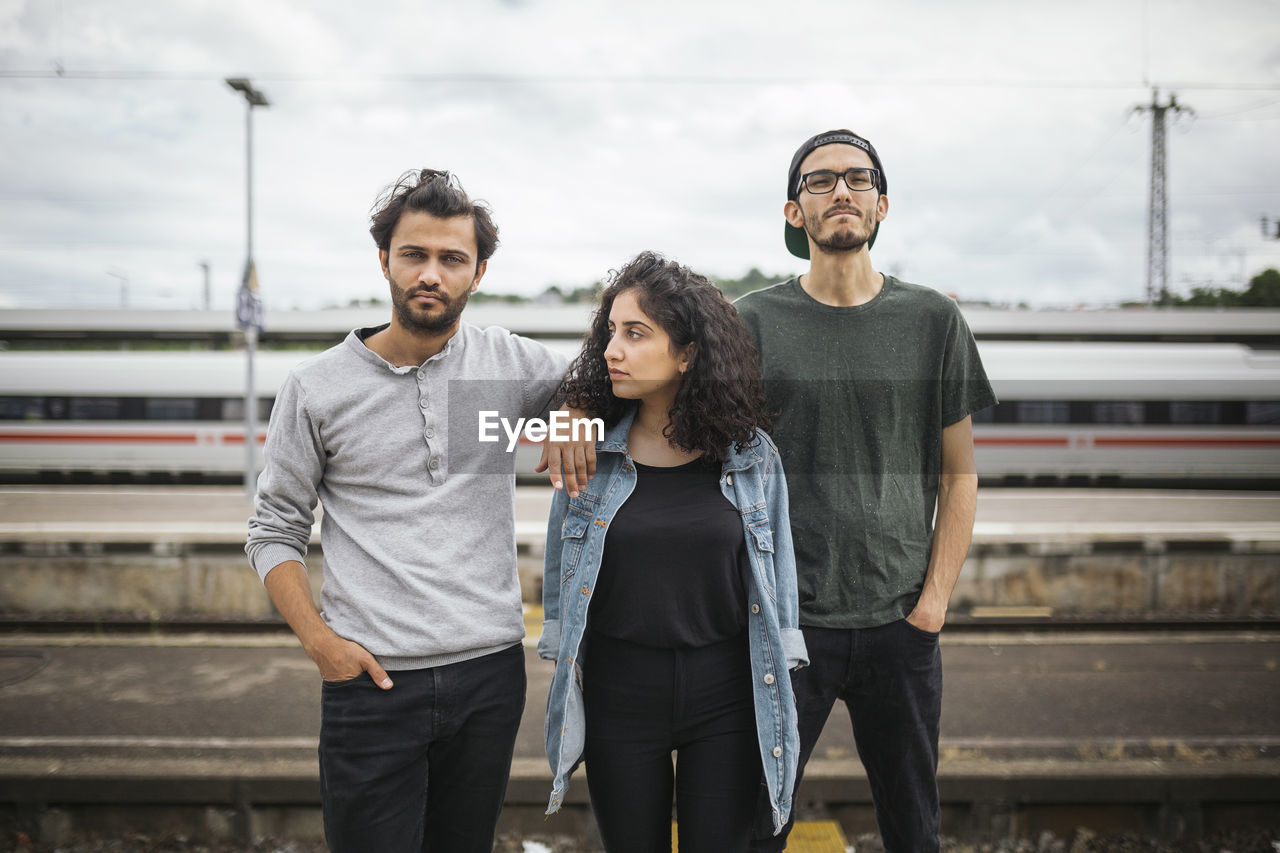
[[590, 457, 749, 648]]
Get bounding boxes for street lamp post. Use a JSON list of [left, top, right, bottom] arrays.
[[199, 260, 211, 310], [226, 77, 269, 499], [106, 268, 128, 309]]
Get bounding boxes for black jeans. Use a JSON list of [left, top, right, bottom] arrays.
[[750, 620, 943, 853], [583, 631, 761, 853], [318, 642, 526, 853]]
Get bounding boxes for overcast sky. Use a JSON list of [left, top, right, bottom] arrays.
[[2, 0, 1278, 313]]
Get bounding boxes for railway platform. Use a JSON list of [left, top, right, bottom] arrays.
[[0, 616, 1277, 846], [3, 486, 1279, 548], [2, 487, 1278, 623], [1, 486, 1279, 845]]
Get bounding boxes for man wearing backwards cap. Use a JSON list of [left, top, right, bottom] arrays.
[[737, 131, 996, 851]]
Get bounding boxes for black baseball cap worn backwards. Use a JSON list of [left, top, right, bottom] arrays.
[[784, 129, 887, 260]]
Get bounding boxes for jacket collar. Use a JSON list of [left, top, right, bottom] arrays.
[[597, 405, 765, 472], [598, 407, 636, 454]]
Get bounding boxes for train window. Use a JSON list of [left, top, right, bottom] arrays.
[[989, 402, 1019, 424], [70, 397, 122, 420], [1093, 402, 1145, 424], [0, 396, 44, 420], [197, 398, 223, 421], [1169, 401, 1222, 425], [146, 398, 198, 420], [982, 401, 1269, 426], [220, 397, 275, 421], [1246, 402, 1280, 425], [1015, 401, 1070, 423], [121, 398, 147, 420]]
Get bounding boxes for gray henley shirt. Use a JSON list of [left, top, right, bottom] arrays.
[[246, 322, 568, 670]]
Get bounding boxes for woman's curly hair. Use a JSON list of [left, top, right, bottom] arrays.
[[556, 251, 771, 461]]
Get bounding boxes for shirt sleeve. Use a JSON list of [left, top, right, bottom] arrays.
[[514, 336, 571, 422], [941, 305, 998, 427], [245, 373, 325, 581]]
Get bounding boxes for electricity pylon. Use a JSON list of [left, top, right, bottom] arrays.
[[1132, 89, 1193, 305]]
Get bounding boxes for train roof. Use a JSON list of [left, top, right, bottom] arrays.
[[1, 305, 1278, 346], [978, 342, 1280, 400], [2, 341, 1277, 400]]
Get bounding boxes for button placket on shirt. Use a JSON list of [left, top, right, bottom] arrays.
[[417, 368, 444, 484]]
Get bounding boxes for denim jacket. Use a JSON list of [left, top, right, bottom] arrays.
[[538, 407, 808, 834]]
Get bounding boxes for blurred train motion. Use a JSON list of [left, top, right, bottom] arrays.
[[2, 335, 1277, 486]]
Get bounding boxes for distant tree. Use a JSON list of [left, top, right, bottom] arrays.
[[1176, 286, 1242, 307], [565, 283, 604, 303], [470, 291, 526, 304], [713, 267, 791, 299], [447, 270, 791, 307], [1241, 268, 1280, 306], [1171, 268, 1280, 308]]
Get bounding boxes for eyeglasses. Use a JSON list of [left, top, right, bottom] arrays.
[[798, 168, 880, 195]]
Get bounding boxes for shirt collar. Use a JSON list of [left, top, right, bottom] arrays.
[[346, 323, 467, 373]]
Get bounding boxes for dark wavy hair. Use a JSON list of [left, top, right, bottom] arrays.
[[369, 169, 499, 263], [557, 251, 771, 461]]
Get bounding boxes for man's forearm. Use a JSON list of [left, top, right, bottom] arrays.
[[263, 560, 338, 655], [914, 472, 977, 627]]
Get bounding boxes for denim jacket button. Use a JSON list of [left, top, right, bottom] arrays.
[[772, 746, 783, 758], [763, 673, 775, 685], [725, 473, 733, 486], [751, 604, 760, 614]]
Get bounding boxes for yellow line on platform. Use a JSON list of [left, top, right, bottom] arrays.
[[522, 603, 545, 648], [672, 820, 847, 852]]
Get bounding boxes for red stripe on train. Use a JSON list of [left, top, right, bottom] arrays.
[[0, 432, 266, 445], [0, 432, 200, 444], [973, 437, 1070, 447], [1092, 436, 1280, 448]]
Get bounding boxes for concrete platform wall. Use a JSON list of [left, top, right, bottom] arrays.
[[1, 543, 1275, 621], [956, 547, 1280, 617]]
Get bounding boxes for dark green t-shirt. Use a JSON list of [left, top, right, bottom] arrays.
[[734, 276, 997, 629]]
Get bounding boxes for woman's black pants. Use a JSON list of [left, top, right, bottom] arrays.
[[583, 630, 762, 853]]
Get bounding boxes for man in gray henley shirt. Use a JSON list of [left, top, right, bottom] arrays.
[[246, 169, 567, 852]]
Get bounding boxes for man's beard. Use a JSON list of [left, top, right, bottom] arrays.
[[805, 208, 872, 254], [391, 283, 471, 334]]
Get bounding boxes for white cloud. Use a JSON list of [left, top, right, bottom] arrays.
[[1, 0, 1278, 311]]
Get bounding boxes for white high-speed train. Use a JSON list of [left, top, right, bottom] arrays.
[[0, 340, 1277, 485]]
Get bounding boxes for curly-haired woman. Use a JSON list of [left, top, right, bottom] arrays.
[[538, 251, 808, 852]]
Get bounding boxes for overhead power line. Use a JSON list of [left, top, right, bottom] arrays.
[[1, 68, 1278, 91]]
